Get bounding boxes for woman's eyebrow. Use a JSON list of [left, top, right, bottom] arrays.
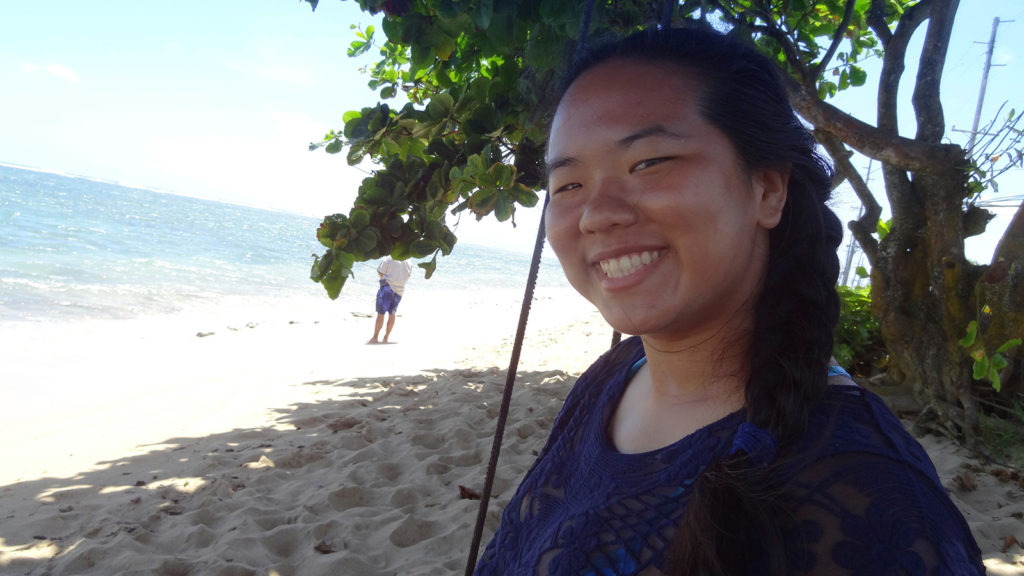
[[546, 124, 686, 174], [618, 124, 686, 147], [546, 156, 576, 174]]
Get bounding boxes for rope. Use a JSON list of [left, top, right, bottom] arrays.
[[464, 2, 594, 572], [463, 196, 549, 575]]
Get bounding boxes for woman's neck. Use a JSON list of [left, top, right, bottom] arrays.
[[609, 331, 749, 454]]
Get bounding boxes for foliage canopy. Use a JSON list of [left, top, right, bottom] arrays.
[[306, 0, 910, 298]]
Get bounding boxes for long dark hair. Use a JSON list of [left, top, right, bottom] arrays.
[[554, 24, 843, 575]]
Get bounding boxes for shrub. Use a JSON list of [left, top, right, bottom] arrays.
[[834, 285, 886, 377]]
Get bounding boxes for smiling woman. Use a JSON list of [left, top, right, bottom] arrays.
[[545, 59, 785, 344], [473, 23, 985, 576]]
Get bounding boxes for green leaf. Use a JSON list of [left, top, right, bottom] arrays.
[[491, 163, 515, 187], [972, 354, 990, 380], [855, 265, 869, 279], [410, 240, 435, 258], [418, 254, 437, 279], [989, 369, 1002, 392], [325, 139, 343, 154], [466, 154, 486, 176], [348, 40, 371, 57], [494, 192, 513, 221], [838, 69, 850, 90], [876, 219, 891, 240], [350, 208, 370, 229], [958, 320, 978, 347], [995, 338, 1022, 355], [321, 267, 347, 300], [353, 227, 379, 253], [468, 187, 497, 216], [849, 65, 867, 87], [512, 184, 539, 207], [426, 92, 454, 120]]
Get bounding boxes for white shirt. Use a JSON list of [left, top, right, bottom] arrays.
[[378, 257, 413, 296]]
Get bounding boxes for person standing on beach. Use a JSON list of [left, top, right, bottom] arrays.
[[368, 255, 412, 344], [473, 24, 984, 576]]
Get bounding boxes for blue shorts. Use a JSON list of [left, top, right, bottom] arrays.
[[375, 282, 402, 314]]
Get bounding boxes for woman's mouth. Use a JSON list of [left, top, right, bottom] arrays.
[[599, 250, 661, 279]]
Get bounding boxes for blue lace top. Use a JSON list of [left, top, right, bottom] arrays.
[[475, 337, 984, 575]]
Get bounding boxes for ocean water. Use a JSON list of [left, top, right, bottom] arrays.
[[0, 164, 569, 327]]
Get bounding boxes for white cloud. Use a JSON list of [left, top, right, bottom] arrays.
[[46, 63, 79, 82], [21, 62, 79, 82]]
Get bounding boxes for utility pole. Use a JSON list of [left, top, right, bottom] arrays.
[[967, 18, 1002, 154], [840, 160, 871, 287]]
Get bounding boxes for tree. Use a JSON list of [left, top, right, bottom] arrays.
[[306, 0, 1023, 444]]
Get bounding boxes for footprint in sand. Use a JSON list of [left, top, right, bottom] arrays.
[[389, 515, 440, 548], [328, 485, 376, 511], [388, 486, 420, 508]]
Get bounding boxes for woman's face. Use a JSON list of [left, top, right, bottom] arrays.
[[545, 58, 787, 344]]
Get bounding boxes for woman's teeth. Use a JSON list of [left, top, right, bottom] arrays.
[[599, 250, 660, 279]]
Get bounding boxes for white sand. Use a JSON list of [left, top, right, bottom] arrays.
[[1, 287, 1021, 574]]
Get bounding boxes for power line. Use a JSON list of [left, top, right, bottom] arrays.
[[967, 17, 1015, 153]]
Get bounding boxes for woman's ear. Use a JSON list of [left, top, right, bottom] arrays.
[[754, 166, 789, 230]]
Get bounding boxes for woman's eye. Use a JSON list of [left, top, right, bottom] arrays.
[[631, 157, 669, 172], [552, 182, 581, 195]]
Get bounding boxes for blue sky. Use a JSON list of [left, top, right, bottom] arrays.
[[1, 1, 1021, 259]]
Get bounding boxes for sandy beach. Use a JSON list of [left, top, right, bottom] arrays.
[[2, 287, 1022, 575]]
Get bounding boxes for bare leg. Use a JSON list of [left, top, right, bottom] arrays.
[[383, 313, 397, 343], [369, 313, 385, 343]]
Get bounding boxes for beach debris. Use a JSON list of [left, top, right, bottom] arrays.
[[130, 497, 142, 504], [990, 467, 1024, 489], [32, 535, 47, 540], [328, 416, 360, 433], [953, 472, 977, 492], [351, 311, 372, 318], [314, 540, 336, 554], [134, 480, 146, 487], [196, 331, 215, 338], [244, 455, 276, 469], [1001, 535, 1020, 553], [458, 485, 482, 500]]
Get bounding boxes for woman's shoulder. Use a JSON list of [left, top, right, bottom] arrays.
[[781, 384, 984, 574]]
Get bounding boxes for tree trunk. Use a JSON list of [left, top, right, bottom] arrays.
[[975, 201, 1024, 396], [870, 159, 980, 444]]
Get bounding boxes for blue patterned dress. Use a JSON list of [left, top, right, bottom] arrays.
[[475, 337, 984, 575]]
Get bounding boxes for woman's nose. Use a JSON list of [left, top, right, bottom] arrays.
[[579, 178, 639, 233]]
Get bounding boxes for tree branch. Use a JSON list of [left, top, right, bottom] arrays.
[[817, 130, 881, 265], [782, 73, 962, 172], [877, 0, 932, 135], [912, 0, 959, 143], [810, 0, 857, 79], [710, 0, 814, 85], [989, 200, 1024, 268], [868, 0, 893, 47]]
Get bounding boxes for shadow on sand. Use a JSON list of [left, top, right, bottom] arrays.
[[1, 367, 574, 576]]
